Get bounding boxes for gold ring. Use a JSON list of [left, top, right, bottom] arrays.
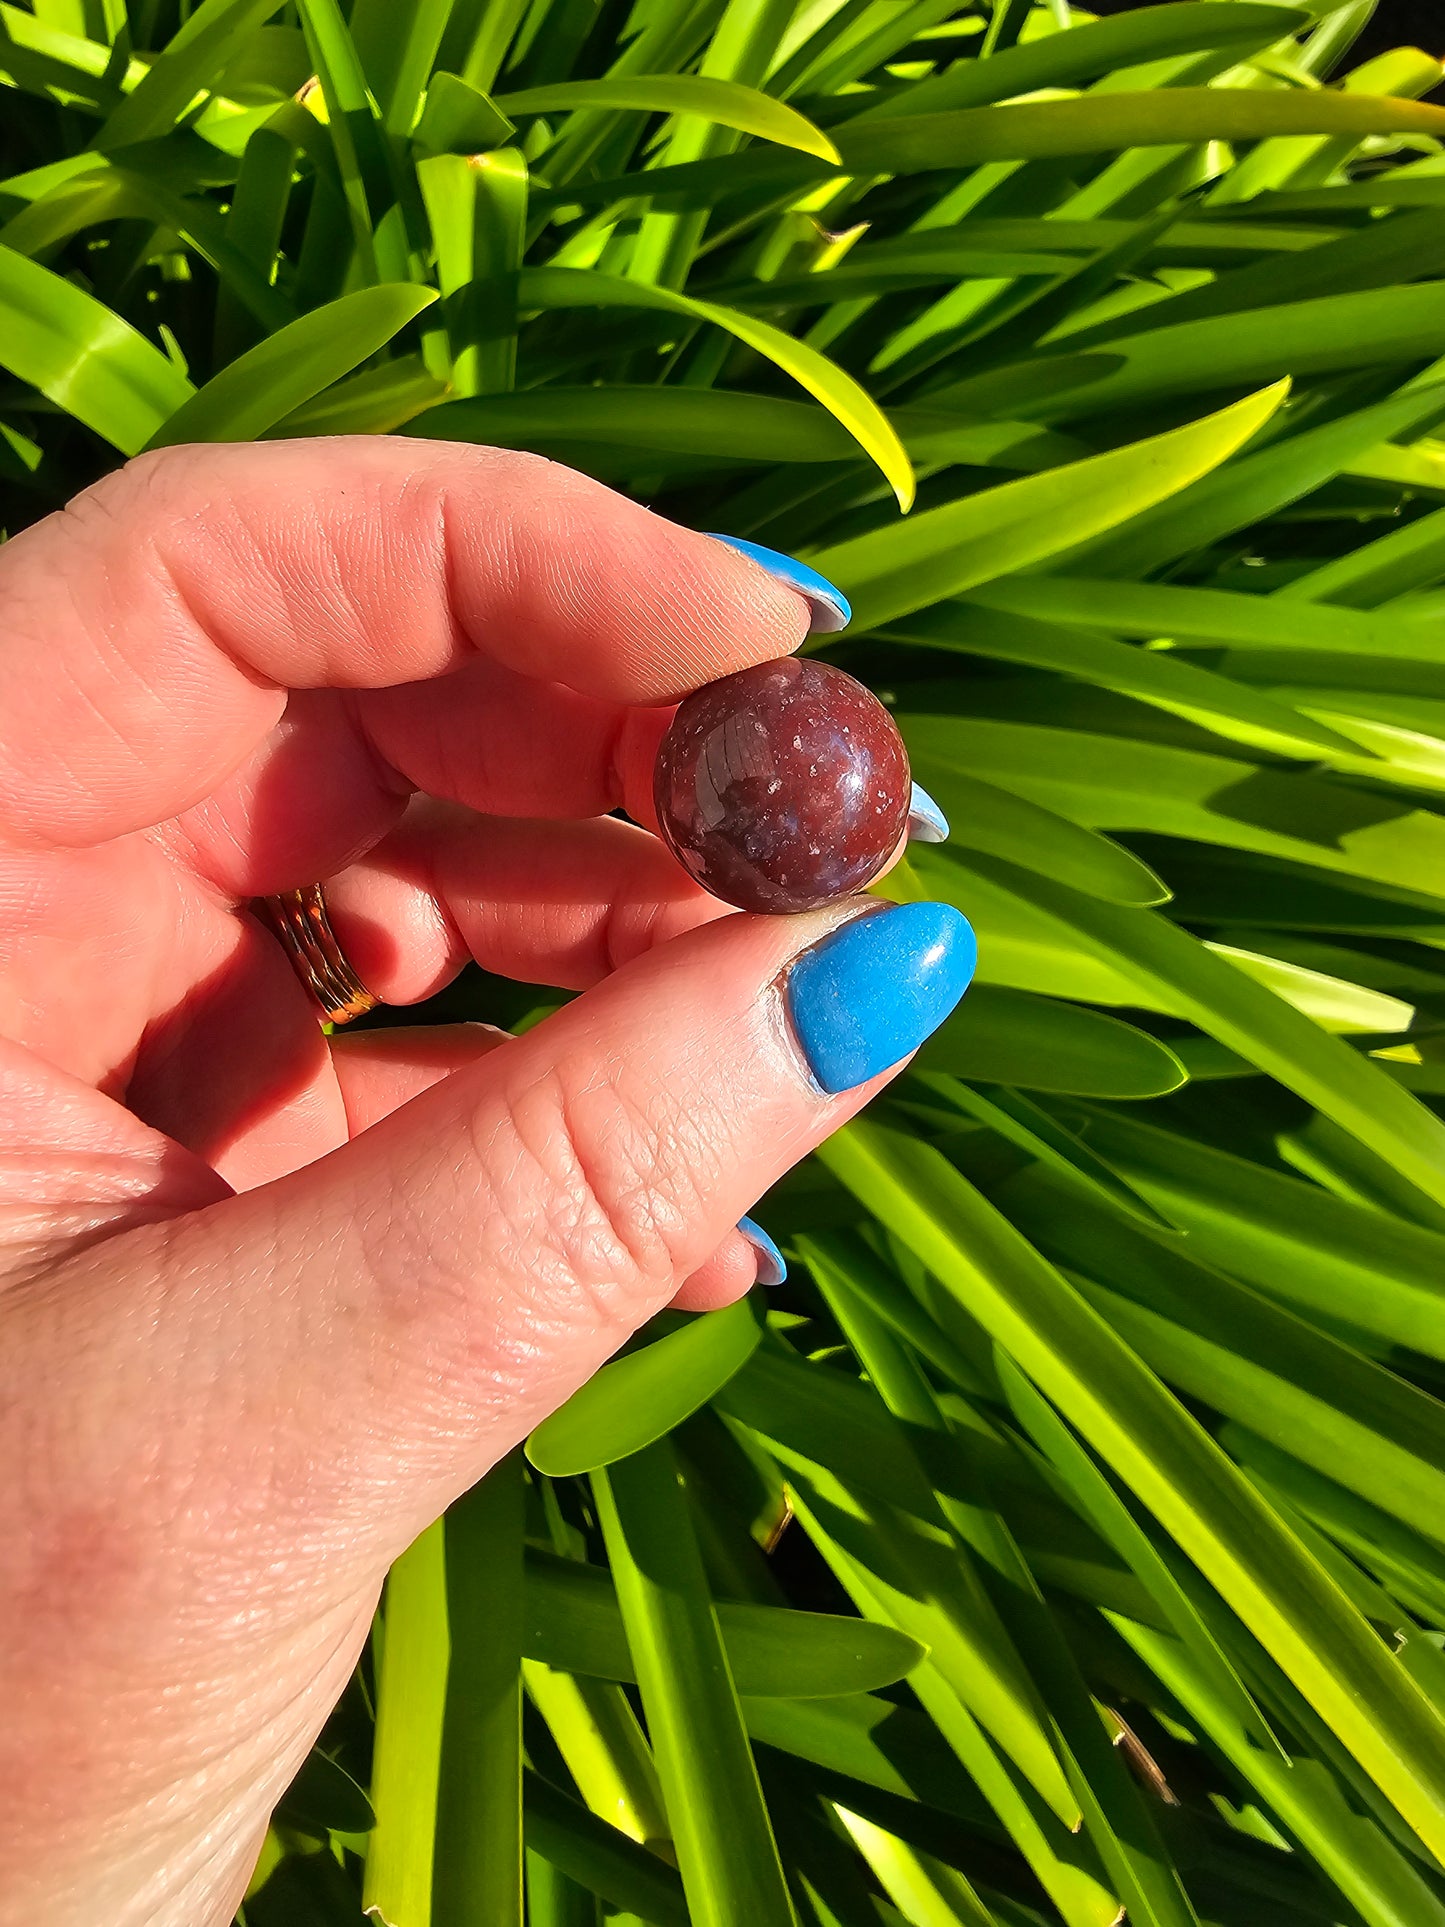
[[258, 884, 379, 1026]]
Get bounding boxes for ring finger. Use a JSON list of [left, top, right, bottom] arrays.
[[133, 809, 730, 1180]]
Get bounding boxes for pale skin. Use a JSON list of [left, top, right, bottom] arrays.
[[0, 439, 916, 1925]]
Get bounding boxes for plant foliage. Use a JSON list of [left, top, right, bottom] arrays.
[[7, 0, 1445, 1922]]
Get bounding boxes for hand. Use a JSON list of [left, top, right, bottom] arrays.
[[0, 439, 972, 1924]]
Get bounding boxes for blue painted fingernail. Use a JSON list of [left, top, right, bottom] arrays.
[[786, 902, 976, 1094], [707, 533, 852, 634], [738, 1216, 788, 1287], [908, 782, 950, 844]]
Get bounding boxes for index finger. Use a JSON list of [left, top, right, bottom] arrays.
[[0, 438, 819, 849]]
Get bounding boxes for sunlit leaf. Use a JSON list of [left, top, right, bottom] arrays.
[[519, 266, 915, 507], [0, 241, 193, 451], [808, 383, 1287, 629], [526, 1298, 763, 1477], [146, 282, 436, 446], [497, 75, 841, 163]]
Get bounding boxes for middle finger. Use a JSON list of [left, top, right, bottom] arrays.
[[169, 660, 676, 902], [320, 804, 732, 1006]]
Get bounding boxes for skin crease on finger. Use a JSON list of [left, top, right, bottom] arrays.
[[0, 442, 960, 1927], [327, 1025, 758, 1308]]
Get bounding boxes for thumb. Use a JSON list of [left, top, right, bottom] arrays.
[[163, 896, 975, 1565], [3, 899, 972, 1920]]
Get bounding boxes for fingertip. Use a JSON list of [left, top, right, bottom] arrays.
[[907, 782, 950, 844], [476, 472, 814, 703], [669, 1231, 762, 1311], [672, 1214, 786, 1311], [705, 535, 852, 635], [737, 1216, 787, 1287]]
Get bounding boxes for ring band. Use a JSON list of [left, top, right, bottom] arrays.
[[258, 884, 379, 1026]]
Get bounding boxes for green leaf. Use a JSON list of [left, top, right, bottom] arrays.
[[891, 597, 1375, 760], [145, 282, 436, 447], [955, 853, 1445, 1208], [995, 1352, 1282, 1760], [1117, 1619, 1445, 1927], [522, 1851, 599, 1927], [523, 1659, 668, 1855], [742, 1690, 990, 1824], [271, 352, 448, 436], [96, 0, 289, 150], [526, 1298, 763, 1478], [295, 0, 409, 286], [525, 1547, 927, 1697], [795, 1230, 995, 1397], [835, 1806, 1003, 1927], [1004, 1163, 1445, 1552], [854, 3, 1309, 118], [717, 1350, 1085, 1833], [413, 70, 516, 154], [434, 1458, 525, 1927], [1022, 282, 1445, 420], [785, 1484, 1118, 1927], [836, 90, 1445, 174], [817, 1119, 1445, 1862], [594, 1441, 798, 1927], [349, 0, 453, 138], [518, 265, 915, 508], [715, 1343, 946, 1518], [523, 1772, 689, 1927], [1278, 500, 1445, 609], [0, 5, 138, 116], [909, 1076, 1171, 1229], [912, 720, 1445, 911], [409, 384, 1074, 473], [1225, 1426, 1445, 1629], [965, 576, 1445, 665], [1074, 1267, 1445, 1555], [497, 75, 841, 164], [805, 1245, 1203, 1927], [1069, 381, 1445, 578], [0, 160, 293, 335], [806, 382, 1288, 630], [363, 1519, 449, 1927], [0, 240, 194, 452], [1061, 206, 1445, 352], [1076, 1110, 1445, 1358], [914, 987, 1187, 1100], [417, 146, 526, 396], [276, 1747, 377, 1836], [894, 751, 1171, 907]]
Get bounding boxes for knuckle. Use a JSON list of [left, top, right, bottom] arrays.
[[498, 1049, 717, 1319], [70, 445, 201, 530]]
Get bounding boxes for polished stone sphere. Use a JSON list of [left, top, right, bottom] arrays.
[[653, 657, 911, 914]]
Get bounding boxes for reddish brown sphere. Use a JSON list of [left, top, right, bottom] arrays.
[[653, 657, 911, 914]]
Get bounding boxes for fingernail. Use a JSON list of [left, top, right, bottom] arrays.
[[707, 533, 852, 634], [786, 901, 976, 1094], [738, 1216, 788, 1287], [908, 781, 950, 844]]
